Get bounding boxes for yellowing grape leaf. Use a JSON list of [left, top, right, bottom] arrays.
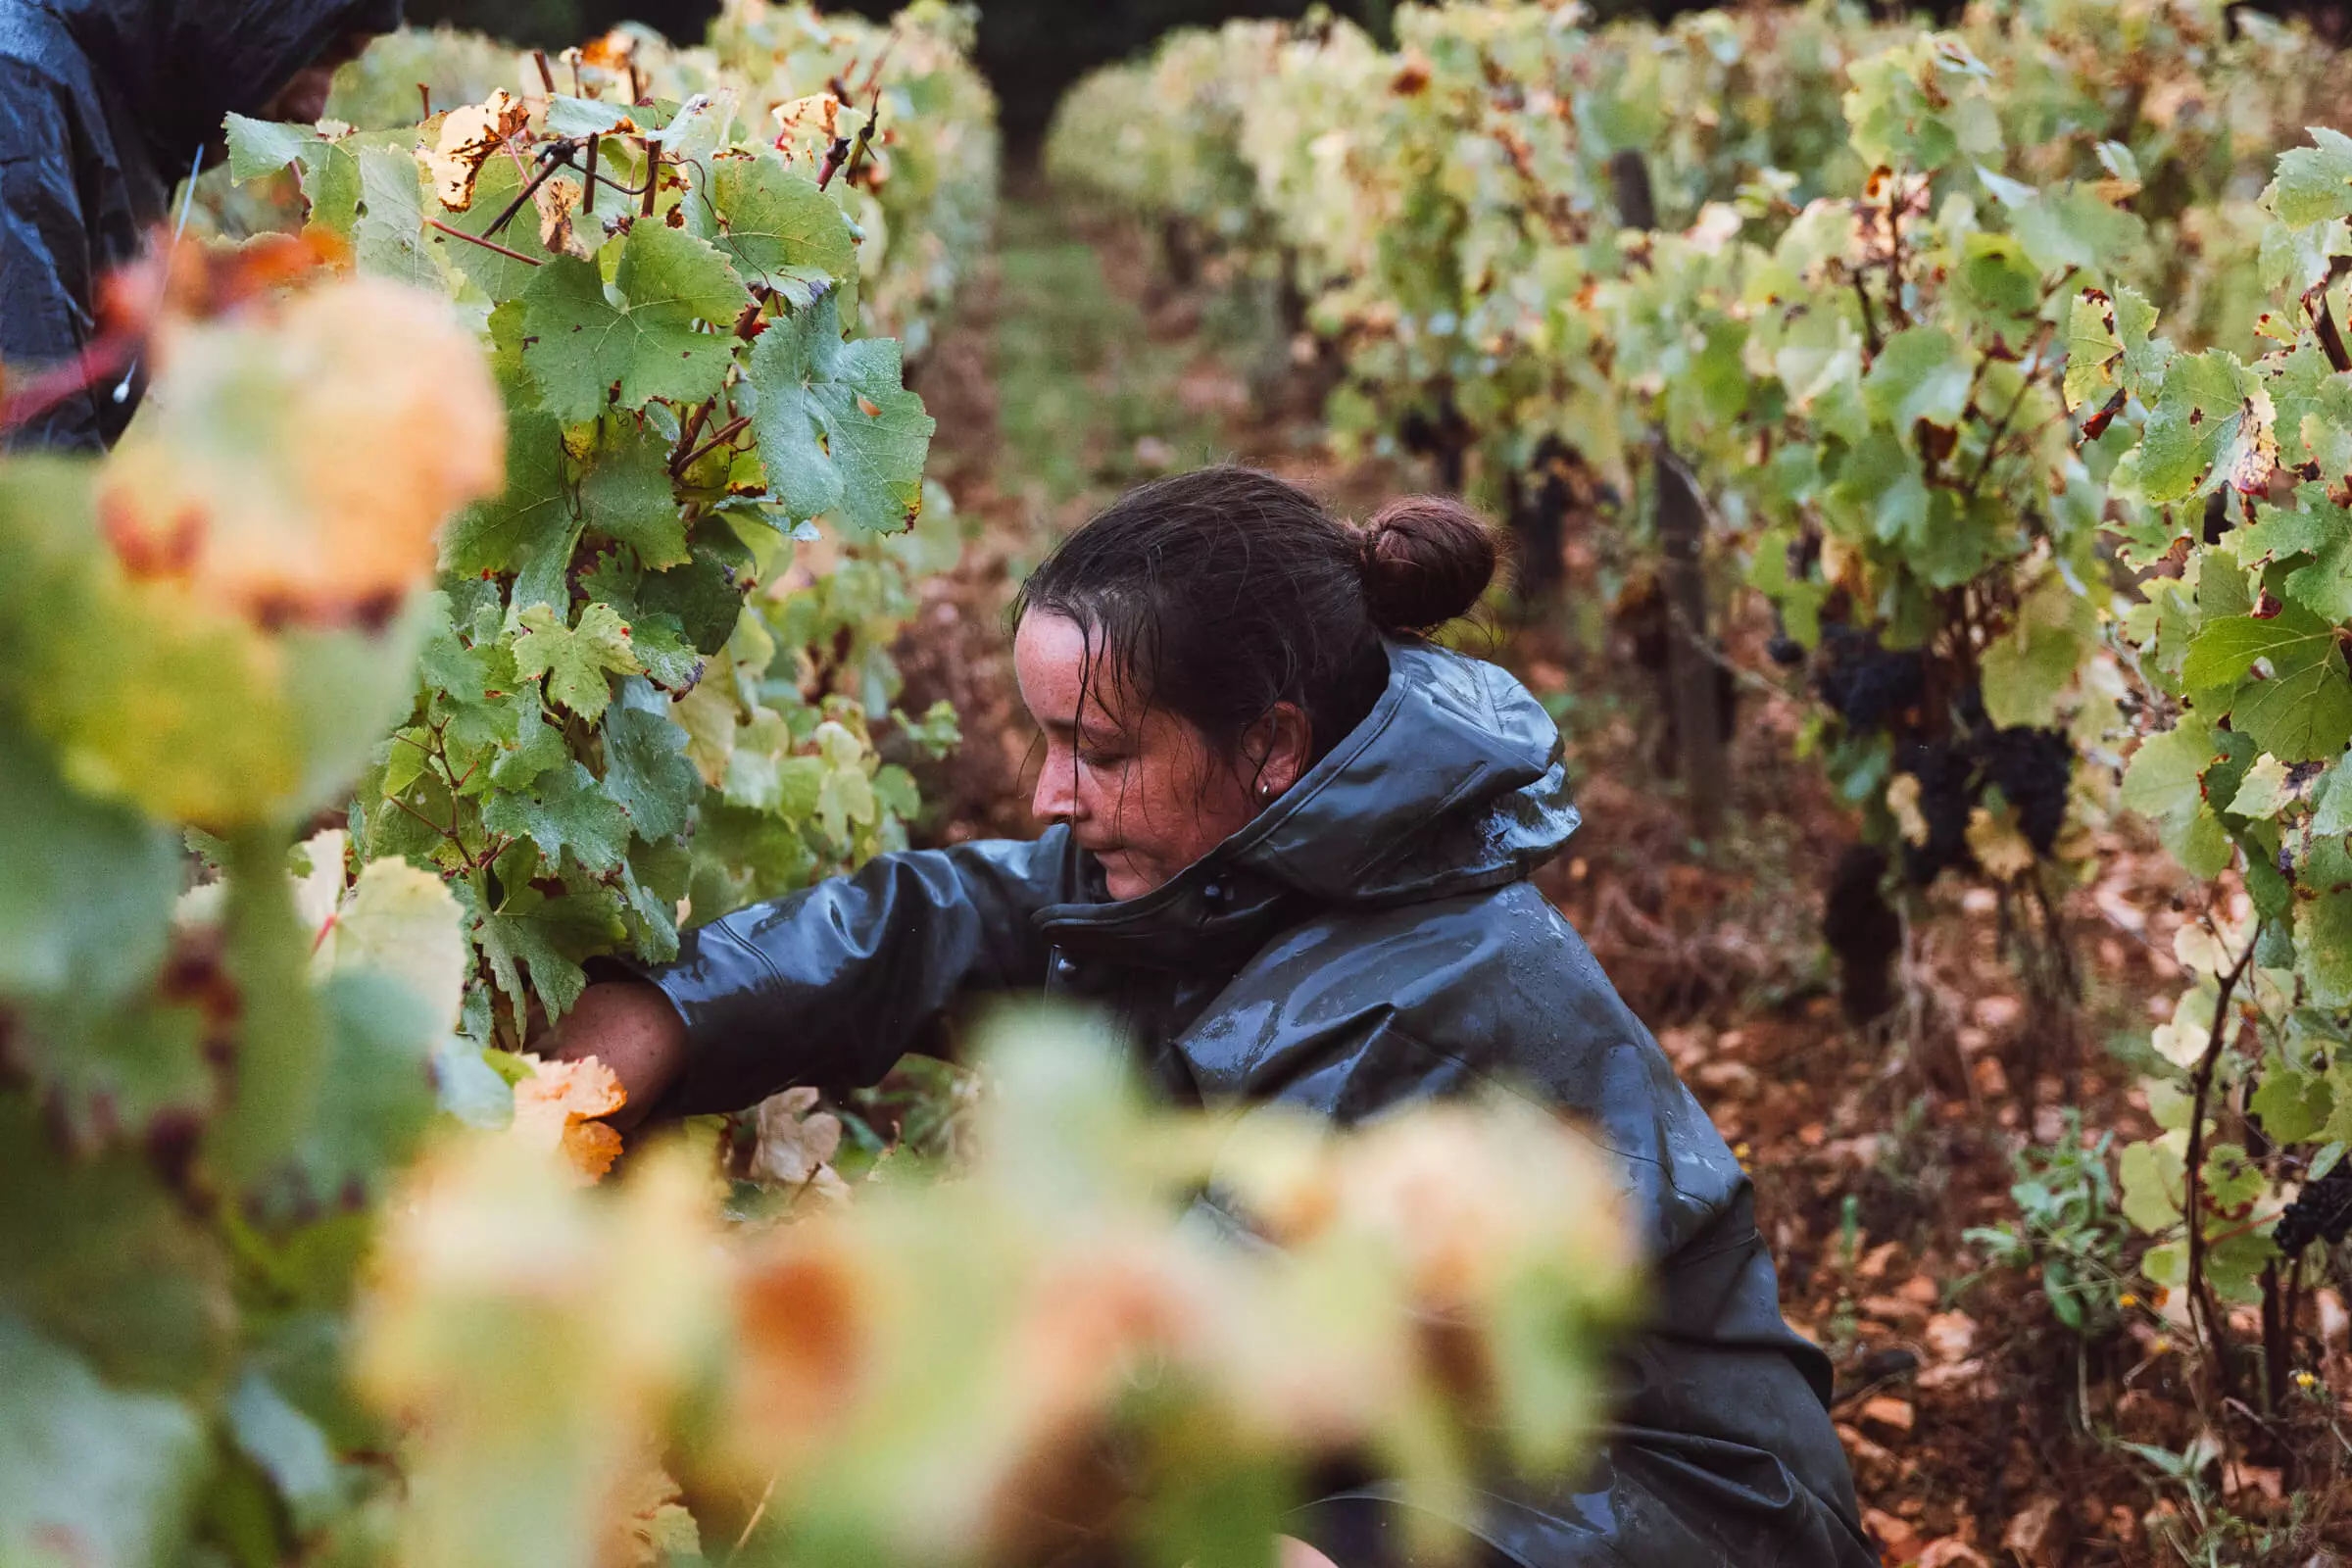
[[425, 90, 529, 212], [512, 601, 641, 721], [511, 1054, 626, 1179], [313, 858, 468, 1033], [98, 277, 504, 625]]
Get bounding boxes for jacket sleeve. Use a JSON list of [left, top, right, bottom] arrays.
[[638, 828, 1080, 1114], [0, 59, 106, 454]]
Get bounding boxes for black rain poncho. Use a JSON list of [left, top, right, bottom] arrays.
[[636, 640, 1878, 1568], [0, 0, 399, 449]]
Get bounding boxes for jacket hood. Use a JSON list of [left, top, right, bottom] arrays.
[[1041, 642, 1580, 961], [45, 0, 401, 179], [1231, 639, 1579, 904]]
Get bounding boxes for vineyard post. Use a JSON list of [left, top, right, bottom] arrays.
[[1611, 149, 1726, 835], [1654, 449, 1727, 835]]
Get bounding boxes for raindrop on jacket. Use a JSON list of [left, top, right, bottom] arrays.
[[639, 640, 1878, 1568]]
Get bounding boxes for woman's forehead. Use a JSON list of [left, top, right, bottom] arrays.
[[1014, 612, 1138, 726]]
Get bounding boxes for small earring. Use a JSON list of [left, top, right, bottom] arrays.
[[1258, 782, 1273, 799]]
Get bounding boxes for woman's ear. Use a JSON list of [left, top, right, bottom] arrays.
[[1247, 702, 1314, 799]]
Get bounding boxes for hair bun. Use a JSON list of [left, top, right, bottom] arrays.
[[1358, 495, 1499, 634]]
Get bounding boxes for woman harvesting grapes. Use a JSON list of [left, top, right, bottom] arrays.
[[556, 466, 1873, 1567]]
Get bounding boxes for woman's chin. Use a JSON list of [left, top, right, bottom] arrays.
[[1102, 862, 1157, 902]]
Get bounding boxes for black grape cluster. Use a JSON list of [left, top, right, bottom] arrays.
[[1812, 627, 1926, 734], [1977, 725, 2073, 856], [1887, 703, 2073, 887], [2276, 1162, 2352, 1256]]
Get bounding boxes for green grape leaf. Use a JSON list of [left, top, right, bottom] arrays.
[[442, 412, 573, 576], [578, 424, 689, 568], [638, 545, 745, 655], [353, 143, 445, 290], [618, 846, 684, 964], [671, 677, 737, 786], [2259, 215, 2352, 296], [627, 612, 707, 692], [517, 225, 748, 423], [2137, 350, 2277, 503], [2298, 837, 2352, 1007], [2264, 346, 2352, 478], [602, 704, 701, 841], [490, 704, 569, 790], [511, 602, 642, 722], [2064, 290, 2124, 410], [1861, 326, 1971, 434], [223, 114, 315, 181], [473, 881, 626, 1026], [299, 969, 440, 1199], [0, 1315, 206, 1568], [482, 760, 633, 874], [2270, 126, 2352, 226], [225, 1368, 341, 1535], [222, 116, 360, 230], [694, 153, 858, 314], [2183, 605, 2352, 760], [433, 1036, 514, 1128], [2236, 490, 2352, 622], [748, 291, 936, 533], [0, 727, 179, 1004], [723, 709, 823, 813], [2250, 1061, 2333, 1145], [2228, 753, 2294, 818], [1982, 575, 2097, 727], [2066, 284, 2173, 407], [2118, 1138, 2184, 1233], [1992, 181, 2145, 279], [314, 858, 467, 1031], [417, 596, 492, 707], [1843, 38, 1999, 173], [2119, 716, 2233, 876], [1953, 232, 2041, 330], [2206, 1228, 2278, 1305]]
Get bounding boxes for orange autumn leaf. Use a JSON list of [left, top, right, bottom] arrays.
[[513, 1054, 627, 1180]]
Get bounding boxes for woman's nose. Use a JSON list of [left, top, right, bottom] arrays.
[[1032, 755, 1080, 824]]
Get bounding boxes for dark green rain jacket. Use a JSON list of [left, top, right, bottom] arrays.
[[641, 640, 1876, 1568]]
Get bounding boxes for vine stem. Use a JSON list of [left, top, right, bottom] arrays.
[[1851, 271, 1883, 359], [2315, 293, 2352, 374], [425, 219, 542, 268], [2183, 928, 2257, 1409], [1962, 323, 2053, 502], [673, 414, 751, 477]]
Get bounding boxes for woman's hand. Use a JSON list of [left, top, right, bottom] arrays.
[[543, 980, 689, 1130]]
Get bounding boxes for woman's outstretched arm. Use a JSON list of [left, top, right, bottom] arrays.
[[551, 828, 1082, 1122]]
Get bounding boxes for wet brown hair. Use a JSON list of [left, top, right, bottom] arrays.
[[1012, 466, 1497, 765]]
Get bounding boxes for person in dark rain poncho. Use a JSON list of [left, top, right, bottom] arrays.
[[551, 466, 1876, 1568], [0, 0, 399, 450]]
